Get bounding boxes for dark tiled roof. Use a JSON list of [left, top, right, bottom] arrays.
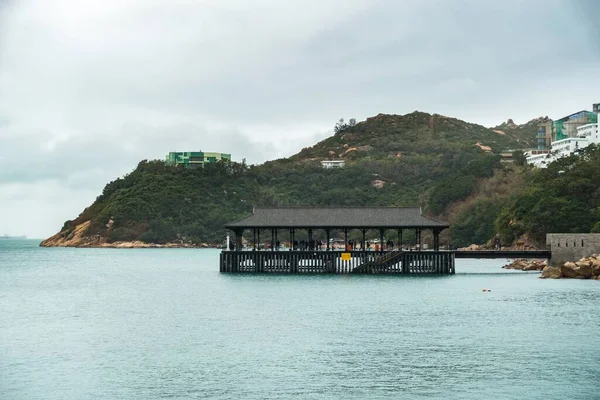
[[225, 207, 448, 229]]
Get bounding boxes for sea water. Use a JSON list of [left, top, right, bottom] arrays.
[[0, 240, 598, 399]]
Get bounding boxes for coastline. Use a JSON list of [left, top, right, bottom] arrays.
[[39, 220, 220, 249], [503, 257, 600, 280], [40, 241, 220, 249]]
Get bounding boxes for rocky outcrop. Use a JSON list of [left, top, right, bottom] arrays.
[[539, 255, 600, 280], [40, 221, 99, 247], [459, 234, 542, 252], [561, 261, 593, 279], [458, 244, 484, 251], [40, 220, 216, 249], [371, 180, 386, 189], [475, 142, 492, 152], [481, 234, 542, 252], [504, 255, 600, 280], [503, 259, 546, 271], [540, 266, 562, 279]]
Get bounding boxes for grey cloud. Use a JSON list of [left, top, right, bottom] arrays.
[[0, 122, 276, 188], [2, 1, 598, 130], [96, 0, 597, 124], [1, 0, 599, 237]]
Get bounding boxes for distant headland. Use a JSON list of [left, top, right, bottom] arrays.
[[1, 234, 27, 240]]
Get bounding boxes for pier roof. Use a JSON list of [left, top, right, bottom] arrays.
[[225, 207, 448, 230]]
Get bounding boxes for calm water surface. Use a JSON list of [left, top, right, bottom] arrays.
[[1, 240, 598, 399]]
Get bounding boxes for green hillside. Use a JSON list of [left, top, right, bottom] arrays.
[[295, 112, 526, 161], [45, 111, 549, 247], [495, 144, 600, 245]]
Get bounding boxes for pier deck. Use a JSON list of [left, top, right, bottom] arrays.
[[220, 250, 455, 274], [454, 250, 551, 259]]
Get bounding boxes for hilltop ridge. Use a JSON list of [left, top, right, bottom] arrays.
[[293, 111, 532, 162]]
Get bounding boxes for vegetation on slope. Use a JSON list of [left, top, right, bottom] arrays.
[[449, 144, 600, 248], [448, 165, 532, 247], [494, 144, 600, 246], [50, 111, 565, 247], [295, 112, 525, 162]]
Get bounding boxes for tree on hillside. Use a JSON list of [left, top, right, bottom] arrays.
[[334, 117, 356, 134], [512, 150, 527, 166], [334, 118, 348, 134]]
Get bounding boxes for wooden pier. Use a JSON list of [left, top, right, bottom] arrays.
[[221, 206, 454, 275], [219, 207, 554, 275], [220, 250, 455, 274]]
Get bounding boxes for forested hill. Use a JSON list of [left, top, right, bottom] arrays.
[[293, 111, 528, 161], [41, 111, 555, 247]]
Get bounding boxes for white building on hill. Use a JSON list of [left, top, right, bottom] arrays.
[[321, 160, 345, 169], [526, 103, 599, 168], [525, 150, 552, 168]]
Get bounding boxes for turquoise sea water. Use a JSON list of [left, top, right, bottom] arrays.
[[0, 239, 599, 399]]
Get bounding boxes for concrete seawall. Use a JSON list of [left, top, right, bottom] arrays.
[[547, 234, 600, 266]]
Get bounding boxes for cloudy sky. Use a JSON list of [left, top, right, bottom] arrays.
[[1, 0, 599, 238]]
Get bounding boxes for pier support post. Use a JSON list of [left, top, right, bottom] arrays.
[[362, 229, 366, 250], [326, 229, 330, 250], [398, 229, 403, 250], [402, 252, 409, 274], [379, 229, 384, 252], [433, 229, 440, 251], [234, 229, 243, 250], [271, 229, 275, 251]]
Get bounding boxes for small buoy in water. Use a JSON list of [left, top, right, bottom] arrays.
[[487, 289, 491, 292], [482, 287, 487, 292]]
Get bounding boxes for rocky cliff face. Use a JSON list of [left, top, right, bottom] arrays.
[[40, 221, 100, 247]]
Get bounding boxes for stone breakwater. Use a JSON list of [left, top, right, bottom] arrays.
[[504, 257, 600, 280], [540, 255, 600, 280], [503, 259, 546, 271]]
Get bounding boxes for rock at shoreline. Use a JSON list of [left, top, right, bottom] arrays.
[[540, 266, 562, 279], [561, 261, 593, 279], [543, 256, 600, 280], [504, 256, 600, 280], [503, 259, 546, 271], [40, 220, 218, 249], [592, 260, 600, 276]]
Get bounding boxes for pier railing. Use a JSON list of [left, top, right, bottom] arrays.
[[220, 250, 455, 275]]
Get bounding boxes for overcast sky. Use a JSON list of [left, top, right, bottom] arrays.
[[1, 0, 599, 238]]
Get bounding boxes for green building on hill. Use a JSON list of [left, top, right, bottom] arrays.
[[165, 151, 232, 168], [553, 111, 598, 141]]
